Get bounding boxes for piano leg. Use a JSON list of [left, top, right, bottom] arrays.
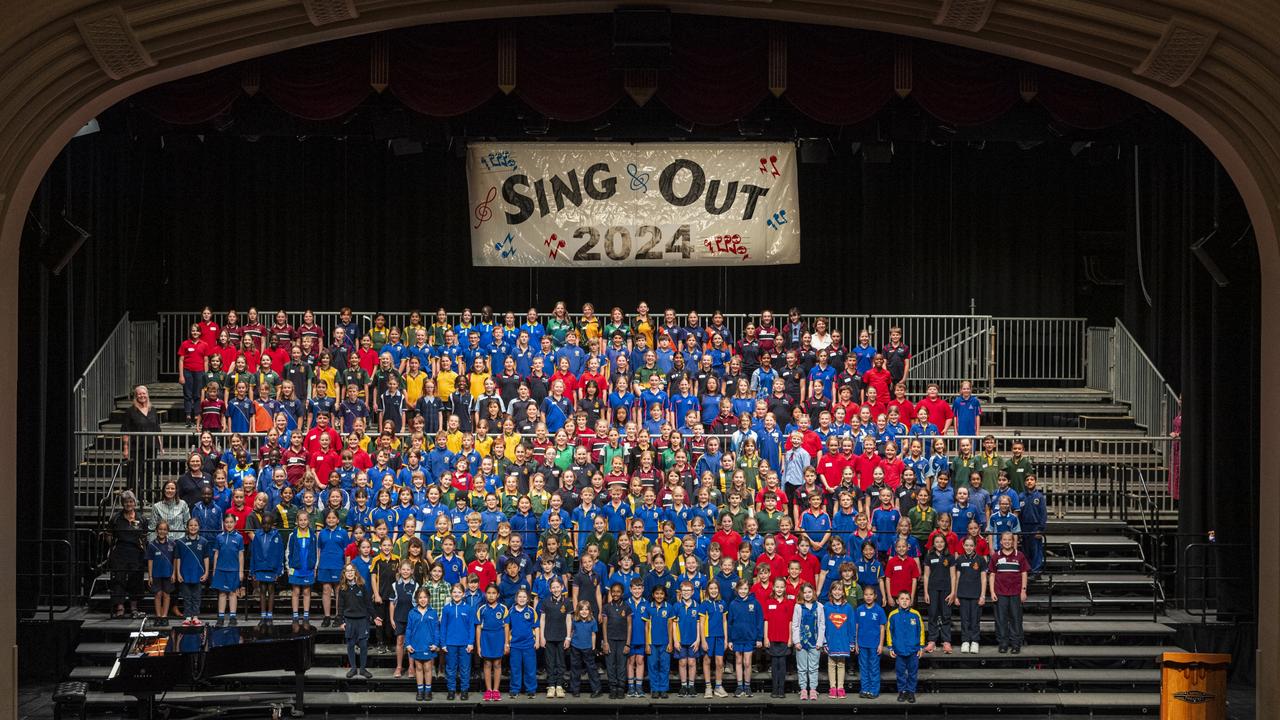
[[293, 668, 305, 714], [133, 692, 155, 720]]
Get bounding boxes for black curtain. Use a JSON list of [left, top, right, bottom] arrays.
[[18, 121, 1262, 627], [52, 131, 1137, 316]]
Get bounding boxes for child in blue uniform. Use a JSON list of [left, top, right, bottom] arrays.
[[211, 513, 244, 626], [287, 512, 318, 623], [249, 513, 283, 624], [476, 584, 509, 702], [672, 581, 704, 697], [175, 518, 208, 626], [643, 584, 674, 698], [854, 586, 887, 699], [507, 588, 540, 698], [727, 580, 762, 697], [317, 510, 350, 627], [404, 587, 440, 701], [388, 560, 419, 678], [823, 582, 854, 698], [440, 583, 476, 700], [887, 591, 925, 703], [626, 578, 649, 697], [146, 521, 176, 626], [568, 600, 603, 697], [854, 541, 884, 603], [701, 580, 729, 697]]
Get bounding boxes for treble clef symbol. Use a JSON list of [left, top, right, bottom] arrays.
[[473, 186, 497, 229], [626, 163, 650, 192]]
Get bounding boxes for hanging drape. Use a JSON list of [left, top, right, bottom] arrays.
[[133, 17, 1142, 130]]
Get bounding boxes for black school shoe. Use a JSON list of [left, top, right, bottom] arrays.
[[447, 692, 455, 700], [907, 692, 917, 703], [1011, 646, 1022, 654], [998, 646, 1009, 654], [897, 692, 906, 702], [590, 690, 604, 698], [460, 692, 469, 700]]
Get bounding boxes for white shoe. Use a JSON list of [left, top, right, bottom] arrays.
[[547, 687, 556, 699], [961, 642, 971, 654], [556, 686, 566, 698], [971, 643, 980, 654]]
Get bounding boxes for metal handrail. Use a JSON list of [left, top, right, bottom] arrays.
[[1178, 542, 1254, 624]]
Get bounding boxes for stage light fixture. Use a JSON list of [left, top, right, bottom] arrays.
[[389, 138, 424, 156], [861, 141, 893, 163]]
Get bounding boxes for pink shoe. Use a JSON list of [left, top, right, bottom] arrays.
[[838, 688, 847, 698], [942, 642, 953, 654], [924, 642, 936, 654]]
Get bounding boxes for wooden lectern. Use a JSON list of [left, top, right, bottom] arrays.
[[1160, 652, 1231, 720]]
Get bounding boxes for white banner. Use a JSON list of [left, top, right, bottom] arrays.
[[468, 142, 800, 267]]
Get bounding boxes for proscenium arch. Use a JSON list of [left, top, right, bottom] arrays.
[[1, 0, 1277, 713]]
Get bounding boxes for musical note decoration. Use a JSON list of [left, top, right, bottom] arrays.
[[473, 186, 497, 229], [544, 233, 566, 259], [494, 233, 517, 259], [626, 163, 650, 192], [758, 155, 780, 177], [766, 209, 789, 230]]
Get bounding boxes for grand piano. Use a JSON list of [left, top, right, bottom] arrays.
[[104, 622, 316, 718]]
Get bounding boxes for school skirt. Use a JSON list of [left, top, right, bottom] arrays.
[[211, 569, 240, 592]]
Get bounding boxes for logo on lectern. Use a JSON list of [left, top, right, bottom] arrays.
[[1173, 690, 1215, 704]]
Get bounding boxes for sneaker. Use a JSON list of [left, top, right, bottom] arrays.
[[321, 616, 332, 628], [590, 690, 604, 698], [714, 686, 728, 698], [943, 642, 953, 654], [447, 692, 455, 700], [527, 692, 535, 699], [459, 692, 468, 700], [1011, 646, 1022, 654], [228, 616, 238, 627], [189, 617, 203, 627], [897, 692, 906, 703], [734, 689, 744, 698], [416, 690, 424, 701], [998, 646, 1008, 654], [358, 669, 372, 679], [972, 643, 980, 654], [961, 642, 971, 654], [556, 686, 566, 698], [907, 692, 917, 704], [424, 692, 432, 702], [547, 687, 557, 699], [704, 686, 712, 698]]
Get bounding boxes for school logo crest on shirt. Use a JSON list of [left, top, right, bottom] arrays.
[[747, 603, 755, 612], [828, 612, 848, 628], [971, 562, 979, 570]]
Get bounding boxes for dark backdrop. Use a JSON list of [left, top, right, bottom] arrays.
[[40, 130, 1126, 317], [17, 95, 1259, 629]]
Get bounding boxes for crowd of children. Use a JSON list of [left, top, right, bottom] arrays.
[[127, 303, 1046, 703]]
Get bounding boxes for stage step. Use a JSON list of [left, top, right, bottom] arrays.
[[83, 689, 1162, 713]]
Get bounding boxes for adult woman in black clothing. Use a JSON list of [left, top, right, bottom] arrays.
[[177, 453, 212, 508], [120, 385, 162, 490], [338, 562, 382, 678], [107, 490, 150, 618]]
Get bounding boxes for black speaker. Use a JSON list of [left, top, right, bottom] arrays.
[[612, 9, 671, 69]]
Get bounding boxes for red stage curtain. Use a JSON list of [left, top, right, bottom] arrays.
[[517, 15, 621, 121], [130, 16, 1144, 132], [1036, 68, 1143, 130], [657, 16, 769, 126], [261, 37, 371, 121], [390, 24, 498, 117], [133, 65, 242, 125], [911, 41, 1021, 126], [785, 26, 895, 126]]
